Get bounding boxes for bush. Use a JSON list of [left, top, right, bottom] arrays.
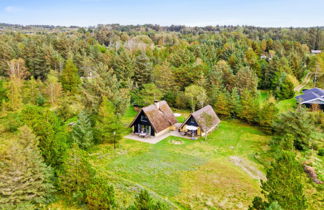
[[86, 177, 116, 210], [318, 148, 324, 156]]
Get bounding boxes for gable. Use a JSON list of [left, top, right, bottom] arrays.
[[129, 101, 177, 133]]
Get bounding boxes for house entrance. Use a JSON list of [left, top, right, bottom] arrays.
[[138, 124, 152, 135]]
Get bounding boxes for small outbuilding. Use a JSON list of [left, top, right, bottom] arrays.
[[129, 101, 177, 137], [179, 105, 221, 137]]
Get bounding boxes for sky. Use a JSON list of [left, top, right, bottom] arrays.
[[0, 0, 323, 27]]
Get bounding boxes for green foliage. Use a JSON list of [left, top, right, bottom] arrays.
[[318, 148, 324, 156], [85, 177, 116, 210], [139, 83, 163, 106], [184, 84, 207, 112], [214, 90, 231, 118], [130, 190, 167, 210], [258, 98, 278, 134], [60, 58, 80, 92], [237, 89, 260, 124], [0, 126, 54, 206], [133, 53, 152, 87], [81, 64, 131, 115], [273, 73, 294, 100], [95, 97, 123, 147], [72, 111, 94, 149], [274, 107, 316, 150], [58, 144, 95, 203], [0, 79, 7, 107], [260, 151, 307, 210], [20, 105, 68, 168]]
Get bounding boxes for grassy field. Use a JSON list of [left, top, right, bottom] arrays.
[[88, 108, 271, 209]]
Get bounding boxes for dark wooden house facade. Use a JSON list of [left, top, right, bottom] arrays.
[[129, 101, 177, 137]]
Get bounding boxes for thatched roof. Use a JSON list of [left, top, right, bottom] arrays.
[[181, 105, 220, 133], [130, 101, 177, 133]]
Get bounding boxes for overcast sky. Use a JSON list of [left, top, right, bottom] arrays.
[[0, 0, 323, 27]]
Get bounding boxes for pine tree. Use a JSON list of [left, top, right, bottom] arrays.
[[72, 111, 94, 149], [274, 107, 315, 150], [229, 87, 241, 118], [238, 89, 259, 124], [46, 70, 62, 105], [131, 189, 167, 210], [259, 98, 278, 134], [95, 97, 123, 148], [60, 58, 80, 92], [20, 105, 67, 168], [214, 90, 231, 118], [58, 144, 95, 202], [86, 177, 116, 210], [273, 73, 294, 100], [0, 126, 53, 206], [140, 83, 163, 106], [261, 151, 307, 210], [133, 53, 152, 87]]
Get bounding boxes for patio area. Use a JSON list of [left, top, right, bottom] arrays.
[[125, 123, 193, 144]]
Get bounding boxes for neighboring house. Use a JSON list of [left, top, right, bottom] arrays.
[[179, 105, 221, 137], [296, 88, 324, 110], [311, 50, 322, 55], [129, 101, 177, 137]]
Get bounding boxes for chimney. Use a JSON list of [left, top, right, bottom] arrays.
[[154, 100, 160, 109]]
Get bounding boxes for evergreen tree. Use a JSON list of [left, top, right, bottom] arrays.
[[214, 90, 231, 118], [251, 151, 307, 210], [259, 98, 278, 134], [131, 189, 167, 210], [133, 53, 152, 88], [0, 126, 53, 206], [86, 177, 116, 210], [95, 97, 123, 147], [273, 73, 294, 100], [58, 144, 95, 203], [140, 83, 163, 106], [274, 107, 315, 150], [238, 89, 259, 124], [60, 58, 80, 92], [72, 111, 94, 149], [229, 87, 241, 118], [20, 105, 67, 168]]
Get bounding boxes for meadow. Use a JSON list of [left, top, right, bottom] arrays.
[[88, 108, 271, 209]]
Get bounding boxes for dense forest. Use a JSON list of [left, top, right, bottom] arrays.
[[0, 24, 323, 209]]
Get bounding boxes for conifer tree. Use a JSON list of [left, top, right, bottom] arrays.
[[229, 87, 241, 118], [0, 126, 53, 206], [140, 83, 163, 106], [86, 177, 116, 210], [58, 144, 95, 202], [250, 151, 307, 210], [214, 90, 231, 118], [273, 73, 294, 100], [238, 89, 259, 124], [274, 107, 315, 150], [95, 97, 123, 148], [259, 97, 278, 134], [133, 53, 152, 87], [60, 58, 80, 92], [131, 189, 167, 210], [72, 111, 94, 149]]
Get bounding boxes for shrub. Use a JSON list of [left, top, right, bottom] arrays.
[[86, 177, 116, 210], [318, 148, 324, 156]]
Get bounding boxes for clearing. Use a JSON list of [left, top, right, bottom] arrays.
[[88, 107, 270, 209]]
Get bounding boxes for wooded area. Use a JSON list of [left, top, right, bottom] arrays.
[[0, 24, 323, 209]]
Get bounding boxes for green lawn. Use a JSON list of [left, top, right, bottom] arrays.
[[89, 108, 270, 209]]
